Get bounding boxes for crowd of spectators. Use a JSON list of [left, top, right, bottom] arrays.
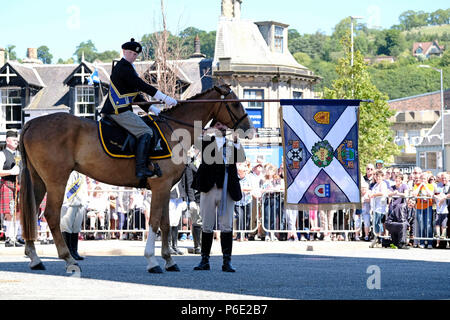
[[2, 160, 449, 250]]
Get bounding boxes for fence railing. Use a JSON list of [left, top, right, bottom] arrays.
[[29, 189, 450, 244]]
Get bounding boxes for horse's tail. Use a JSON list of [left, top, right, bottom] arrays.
[[19, 121, 38, 241]]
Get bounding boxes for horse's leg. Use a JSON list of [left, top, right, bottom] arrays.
[[160, 202, 179, 272], [24, 167, 47, 270], [44, 183, 78, 271]]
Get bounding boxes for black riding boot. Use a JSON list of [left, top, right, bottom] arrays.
[[194, 231, 213, 270], [135, 133, 162, 179], [62, 232, 74, 258], [221, 232, 236, 272], [192, 225, 202, 254], [71, 233, 84, 260], [171, 227, 183, 255]]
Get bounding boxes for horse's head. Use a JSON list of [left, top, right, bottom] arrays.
[[212, 85, 255, 139]]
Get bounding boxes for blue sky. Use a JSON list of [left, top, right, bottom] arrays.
[[1, 0, 448, 61]]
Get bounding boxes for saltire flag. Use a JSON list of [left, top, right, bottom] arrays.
[[87, 68, 100, 85], [280, 99, 362, 211]]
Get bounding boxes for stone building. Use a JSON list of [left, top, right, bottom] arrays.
[[213, 0, 320, 164], [388, 89, 450, 173]]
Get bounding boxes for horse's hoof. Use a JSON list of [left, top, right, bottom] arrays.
[[30, 262, 46, 270], [166, 264, 180, 272], [66, 264, 82, 274], [148, 266, 164, 274]]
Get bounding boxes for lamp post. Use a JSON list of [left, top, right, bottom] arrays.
[[350, 16, 363, 67], [418, 65, 445, 170]]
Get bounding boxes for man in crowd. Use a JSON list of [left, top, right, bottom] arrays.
[[0, 131, 23, 247]]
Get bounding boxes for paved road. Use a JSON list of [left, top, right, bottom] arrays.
[[0, 239, 449, 301]]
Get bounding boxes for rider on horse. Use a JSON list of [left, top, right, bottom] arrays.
[[100, 38, 177, 179]]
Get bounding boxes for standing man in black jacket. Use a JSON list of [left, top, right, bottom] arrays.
[[100, 38, 177, 179], [192, 119, 245, 272]]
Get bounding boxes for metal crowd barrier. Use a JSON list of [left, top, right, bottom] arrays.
[[32, 189, 449, 246]]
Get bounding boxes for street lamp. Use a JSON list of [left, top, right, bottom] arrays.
[[350, 16, 363, 67], [418, 64, 445, 170]]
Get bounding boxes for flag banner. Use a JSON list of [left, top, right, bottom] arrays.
[[280, 99, 362, 211], [87, 68, 100, 85]]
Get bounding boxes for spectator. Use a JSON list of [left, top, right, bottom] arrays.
[[261, 163, 284, 241], [186, 147, 202, 254], [285, 208, 298, 241], [370, 170, 389, 239], [434, 172, 449, 246], [86, 185, 109, 240], [363, 163, 375, 188], [385, 196, 410, 250], [129, 189, 149, 239], [405, 197, 417, 246], [60, 171, 88, 260], [169, 180, 187, 255], [412, 172, 434, 248], [319, 210, 335, 241], [116, 187, 131, 240], [408, 167, 422, 190], [234, 162, 255, 241], [388, 174, 409, 218], [360, 182, 372, 241]]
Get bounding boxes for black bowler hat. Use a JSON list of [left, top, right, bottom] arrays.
[[6, 130, 18, 138], [122, 38, 142, 54]]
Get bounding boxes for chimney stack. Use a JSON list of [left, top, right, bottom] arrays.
[[190, 35, 206, 58], [22, 47, 43, 64], [221, 0, 243, 19]]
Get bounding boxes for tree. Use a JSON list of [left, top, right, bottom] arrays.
[[6, 45, 17, 61], [323, 32, 400, 168], [96, 50, 119, 62], [74, 40, 97, 63], [37, 45, 53, 64]]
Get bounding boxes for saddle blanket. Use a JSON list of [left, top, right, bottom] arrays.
[[98, 115, 172, 160]]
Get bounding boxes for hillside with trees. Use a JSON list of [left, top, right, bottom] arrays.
[[5, 8, 448, 101]]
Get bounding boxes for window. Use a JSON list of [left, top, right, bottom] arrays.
[[0, 88, 22, 130], [408, 130, 421, 146], [419, 151, 439, 170], [75, 86, 95, 119], [244, 89, 264, 128], [244, 89, 264, 108], [416, 47, 423, 54], [395, 130, 405, 146], [274, 26, 284, 53], [293, 91, 303, 99]]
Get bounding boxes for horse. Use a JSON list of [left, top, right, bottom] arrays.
[[19, 84, 254, 273]]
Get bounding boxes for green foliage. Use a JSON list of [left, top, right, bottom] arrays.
[[37, 46, 53, 64], [73, 40, 119, 63], [6, 45, 17, 61], [323, 33, 400, 169]]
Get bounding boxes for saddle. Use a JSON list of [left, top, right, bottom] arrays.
[[98, 115, 172, 160]]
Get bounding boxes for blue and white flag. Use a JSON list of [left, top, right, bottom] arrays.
[[281, 99, 362, 210], [87, 68, 100, 85]]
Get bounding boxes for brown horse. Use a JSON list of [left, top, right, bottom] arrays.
[[19, 84, 254, 273]]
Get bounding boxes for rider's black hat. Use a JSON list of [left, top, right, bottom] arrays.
[[121, 38, 142, 54]]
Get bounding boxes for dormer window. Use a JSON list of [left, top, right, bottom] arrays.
[[0, 88, 22, 130], [75, 86, 95, 119], [416, 47, 423, 54], [274, 26, 284, 53]]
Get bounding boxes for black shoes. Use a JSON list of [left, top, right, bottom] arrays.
[[194, 255, 210, 270]]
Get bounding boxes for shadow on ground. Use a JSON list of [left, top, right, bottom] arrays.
[[0, 251, 449, 299]]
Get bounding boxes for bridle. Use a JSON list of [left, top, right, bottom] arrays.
[[219, 88, 249, 130], [155, 86, 249, 131]]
